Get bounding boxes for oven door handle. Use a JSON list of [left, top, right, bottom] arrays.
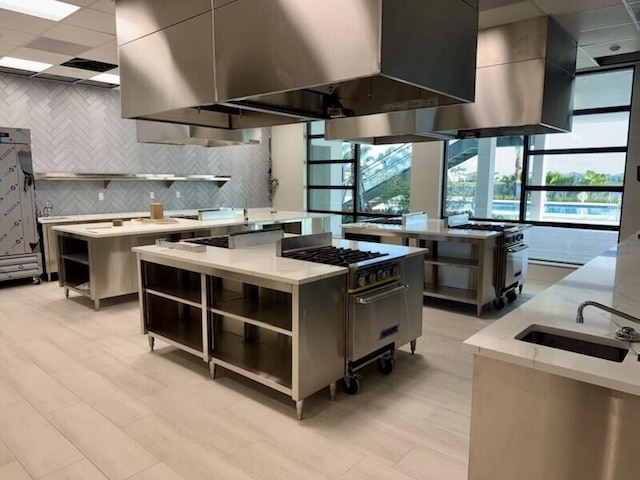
[[356, 284, 409, 305], [507, 244, 529, 253]]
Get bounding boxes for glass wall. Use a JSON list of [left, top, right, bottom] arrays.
[[307, 122, 413, 235], [443, 67, 634, 264]]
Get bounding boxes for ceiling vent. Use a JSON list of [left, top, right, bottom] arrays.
[[60, 58, 118, 72]]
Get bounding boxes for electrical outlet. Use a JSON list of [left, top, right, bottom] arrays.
[[175, 191, 181, 199], [149, 191, 155, 199], [98, 192, 104, 201]]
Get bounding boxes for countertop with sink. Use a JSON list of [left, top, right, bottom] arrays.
[[463, 231, 640, 396]]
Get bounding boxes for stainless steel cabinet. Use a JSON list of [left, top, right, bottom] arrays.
[[136, 254, 347, 420]]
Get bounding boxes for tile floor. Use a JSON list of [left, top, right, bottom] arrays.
[[0, 279, 548, 480]]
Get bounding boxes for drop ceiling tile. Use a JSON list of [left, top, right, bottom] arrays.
[[0, 44, 16, 56], [582, 37, 640, 57], [101, 39, 117, 51], [0, 10, 56, 35], [555, 5, 634, 37], [0, 28, 36, 47], [89, 0, 116, 15], [64, 0, 95, 6], [80, 46, 117, 64], [26, 37, 90, 56], [479, 1, 544, 28], [532, 0, 622, 16], [42, 23, 115, 48], [63, 8, 116, 35], [43, 65, 97, 80], [10, 47, 73, 65], [577, 23, 639, 45]]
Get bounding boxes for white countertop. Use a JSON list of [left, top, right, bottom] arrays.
[[133, 238, 426, 285], [51, 210, 330, 238], [342, 219, 503, 240], [463, 232, 640, 396], [39, 209, 199, 224]]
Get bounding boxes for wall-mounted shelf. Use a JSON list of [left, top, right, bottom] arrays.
[[34, 173, 231, 188]]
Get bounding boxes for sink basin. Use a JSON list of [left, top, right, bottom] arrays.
[[516, 325, 629, 363]]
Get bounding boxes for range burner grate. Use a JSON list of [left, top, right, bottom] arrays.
[[449, 223, 507, 232], [186, 236, 229, 248], [283, 246, 388, 267]]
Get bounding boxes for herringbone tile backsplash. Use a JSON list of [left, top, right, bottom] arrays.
[[0, 73, 271, 215]]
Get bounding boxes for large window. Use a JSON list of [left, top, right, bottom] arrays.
[[307, 122, 412, 235], [443, 67, 634, 264]]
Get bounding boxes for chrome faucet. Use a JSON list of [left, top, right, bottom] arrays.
[[576, 300, 640, 324]]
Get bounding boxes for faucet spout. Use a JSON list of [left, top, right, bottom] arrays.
[[576, 300, 640, 324]]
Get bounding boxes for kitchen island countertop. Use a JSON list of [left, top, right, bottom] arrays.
[[133, 238, 426, 285], [341, 219, 504, 239], [463, 232, 640, 396], [52, 210, 330, 238]]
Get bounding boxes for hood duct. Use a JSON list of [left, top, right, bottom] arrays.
[[114, 0, 479, 129], [325, 16, 577, 144], [136, 120, 262, 147]]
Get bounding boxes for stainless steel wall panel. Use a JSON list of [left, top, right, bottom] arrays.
[[118, 12, 216, 120], [115, 0, 212, 45]]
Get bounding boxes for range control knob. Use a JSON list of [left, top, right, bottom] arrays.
[[377, 269, 387, 281], [356, 275, 366, 287], [368, 272, 377, 284], [392, 265, 400, 277]]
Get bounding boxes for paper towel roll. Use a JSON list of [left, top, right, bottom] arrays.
[[150, 203, 164, 220]]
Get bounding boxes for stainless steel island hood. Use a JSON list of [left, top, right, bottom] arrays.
[[325, 16, 577, 144], [136, 120, 262, 147], [114, 0, 479, 129]]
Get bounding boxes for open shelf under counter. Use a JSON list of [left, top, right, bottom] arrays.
[[424, 255, 479, 268], [211, 330, 292, 395], [145, 285, 201, 307], [424, 283, 478, 304], [60, 252, 89, 265], [210, 295, 292, 336], [145, 293, 203, 351]]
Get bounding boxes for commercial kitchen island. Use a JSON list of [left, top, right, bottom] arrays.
[[342, 220, 507, 316], [462, 232, 640, 480], [133, 238, 426, 419], [53, 210, 330, 309]]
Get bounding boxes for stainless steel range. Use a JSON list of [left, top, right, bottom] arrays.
[[449, 220, 530, 308], [277, 233, 423, 394]]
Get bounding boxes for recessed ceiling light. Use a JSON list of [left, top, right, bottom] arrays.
[[0, 56, 52, 72], [89, 73, 120, 85], [0, 0, 80, 22]]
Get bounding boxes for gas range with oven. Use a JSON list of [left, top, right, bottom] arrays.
[[277, 233, 423, 394]]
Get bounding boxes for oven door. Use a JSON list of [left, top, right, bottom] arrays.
[[348, 282, 409, 361], [505, 243, 529, 289]]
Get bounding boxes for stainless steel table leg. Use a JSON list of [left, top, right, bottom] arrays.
[[94, 299, 100, 311], [410, 339, 417, 355], [65, 288, 69, 298], [296, 400, 304, 420], [209, 361, 217, 379], [148, 335, 155, 352], [329, 382, 337, 401]]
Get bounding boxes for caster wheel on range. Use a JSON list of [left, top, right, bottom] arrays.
[[377, 357, 394, 375], [493, 298, 505, 310], [506, 290, 517, 303], [341, 377, 360, 395], [32, 276, 41, 285]]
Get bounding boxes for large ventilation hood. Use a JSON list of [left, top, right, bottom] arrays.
[[136, 120, 262, 147], [325, 16, 577, 144], [114, 0, 479, 129]]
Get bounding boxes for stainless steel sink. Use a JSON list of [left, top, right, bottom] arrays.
[[516, 325, 629, 362]]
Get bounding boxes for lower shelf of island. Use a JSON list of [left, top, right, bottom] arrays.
[[211, 330, 292, 396], [145, 292, 203, 351], [424, 283, 478, 304]]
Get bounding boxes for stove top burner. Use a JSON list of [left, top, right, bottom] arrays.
[[186, 236, 229, 248], [449, 223, 507, 232], [282, 246, 388, 267]]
